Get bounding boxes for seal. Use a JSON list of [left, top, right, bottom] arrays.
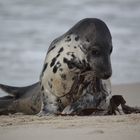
[[39, 18, 113, 115], [1, 18, 140, 115]]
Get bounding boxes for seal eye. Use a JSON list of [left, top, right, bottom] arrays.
[[91, 49, 100, 56], [110, 47, 113, 54]]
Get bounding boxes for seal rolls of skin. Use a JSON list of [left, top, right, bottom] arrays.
[[0, 18, 140, 115]]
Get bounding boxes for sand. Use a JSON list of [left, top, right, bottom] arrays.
[[0, 83, 140, 140]]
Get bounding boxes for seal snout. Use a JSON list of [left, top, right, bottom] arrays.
[[102, 71, 112, 79]]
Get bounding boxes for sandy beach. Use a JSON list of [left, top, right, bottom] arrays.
[[0, 83, 140, 140]]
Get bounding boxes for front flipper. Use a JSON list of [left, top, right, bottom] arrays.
[[61, 93, 111, 115], [37, 90, 60, 116], [61, 94, 93, 115]]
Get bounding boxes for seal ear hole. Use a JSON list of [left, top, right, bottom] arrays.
[[86, 38, 90, 42], [110, 47, 113, 54]]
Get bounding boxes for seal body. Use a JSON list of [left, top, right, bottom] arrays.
[[39, 18, 113, 115]]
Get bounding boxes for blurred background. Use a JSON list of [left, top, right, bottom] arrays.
[[0, 0, 140, 87]]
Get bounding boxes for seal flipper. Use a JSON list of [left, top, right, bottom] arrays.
[[0, 82, 39, 98], [0, 82, 42, 115]]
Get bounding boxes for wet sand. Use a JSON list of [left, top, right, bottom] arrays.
[[0, 83, 140, 140]]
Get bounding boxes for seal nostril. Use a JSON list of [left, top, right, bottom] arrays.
[[103, 72, 112, 79]]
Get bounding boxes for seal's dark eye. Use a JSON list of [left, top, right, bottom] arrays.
[[110, 47, 113, 54], [91, 49, 100, 56]]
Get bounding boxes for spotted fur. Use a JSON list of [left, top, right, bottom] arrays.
[[40, 35, 89, 114], [39, 18, 113, 115]]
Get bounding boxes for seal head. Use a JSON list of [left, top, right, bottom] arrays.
[[66, 18, 113, 79]]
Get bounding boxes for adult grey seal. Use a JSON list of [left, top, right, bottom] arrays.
[[0, 18, 140, 115]]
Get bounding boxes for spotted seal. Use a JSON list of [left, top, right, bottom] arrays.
[[1, 18, 140, 115], [39, 18, 113, 115]]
